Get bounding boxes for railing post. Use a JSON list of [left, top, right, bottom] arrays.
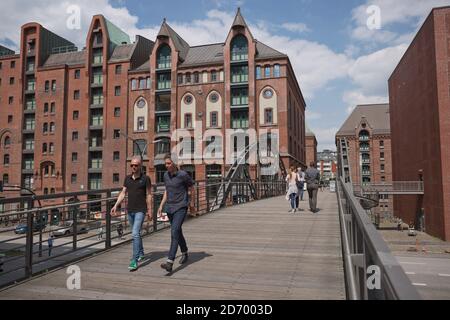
[[25, 198, 34, 278], [196, 182, 200, 213], [73, 200, 78, 251], [105, 191, 112, 249]]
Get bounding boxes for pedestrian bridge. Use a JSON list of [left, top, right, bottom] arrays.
[[0, 192, 346, 300]]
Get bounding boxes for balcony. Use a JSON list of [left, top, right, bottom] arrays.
[[155, 115, 171, 133], [362, 171, 371, 176], [359, 147, 370, 152], [231, 111, 249, 129], [156, 81, 171, 92], [359, 136, 370, 142], [156, 58, 171, 71], [89, 118, 103, 130], [91, 74, 103, 87], [361, 159, 371, 164]]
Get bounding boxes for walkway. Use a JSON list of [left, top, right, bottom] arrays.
[[0, 191, 345, 300]]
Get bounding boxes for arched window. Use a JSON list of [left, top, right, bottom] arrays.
[[231, 35, 248, 61], [43, 123, 48, 133], [42, 143, 48, 154], [157, 45, 171, 69], [256, 66, 262, 79], [50, 122, 55, 133], [4, 136, 11, 147], [49, 143, 55, 154], [359, 130, 370, 141]]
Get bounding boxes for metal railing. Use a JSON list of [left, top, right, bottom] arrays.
[[353, 182, 424, 195], [337, 137, 421, 300], [0, 178, 285, 289]]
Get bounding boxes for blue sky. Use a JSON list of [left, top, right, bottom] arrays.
[[1, 0, 449, 150]]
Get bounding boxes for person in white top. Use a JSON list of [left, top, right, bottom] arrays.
[[285, 166, 299, 213], [296, 167, 306, 210]]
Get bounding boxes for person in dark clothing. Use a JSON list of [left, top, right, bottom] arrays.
[[111, 156, 152, 271], [48, 234, 54, 257], [158, 154, 196, 273], [305, 162, 321, 213]]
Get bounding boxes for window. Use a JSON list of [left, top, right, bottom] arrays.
[[7, 115, 12, 123], [381, 164, 385, 172], [380, 152, 385, 160], [74, 90, 80, 100], [114, 107, 120, 117], [74, 69, 80, 79], [72, 131, 78, 141], [231, 35, 248, 61], [264, 108, 273, 124], [210, 112, 218, 127], [139, 78, 146, 89], [178, 74, 183, 85], [115, 86, 121, 96], [3, 154, 10, 165], [113, 174, 120, 184], [231, 65, 249, 83], [2, 174, 9, 185], [49, 143, 54, 154], [209, 93, 219, 103], [44, 103, 49, 114], [43, 123, 48, 133], [146, 77, 151, 89], [274, 64, 280, 77], [113, 130, 120, 139], [51, 188, 55, 194], [8, 97, 13, 105], [185, 114, 193, 129], [42, 143, 48, 153], [133, 140, 147, 156], [50, 102, 55, 114], [10, 61, 15, 69], [265, 66, 271, 78], [211, 70, 217, 82], [113, 151, 120, 161], [51, 80, 56, 92], [256, 66, 262, 79], [231, 88, 248, 106], [194, 72, 199, 83], [137, 117, 145, 131], [9, 77, 14, 85], [44, 81, 50, 92], [44, 188, 49, 195], [50, 122, 55, 133], [115, 65, 122, 74], [184, 95, 193, 105], [379, 140, 384, 148], [155, 138, 171, 155], [73, 110, 79, 120], [72, 153, 78, 162], [157, 45, 171, 69], [71, 174, 77, 184], [381, 176, 386, 182], [185, 73, 191, 84], [263, 89, 274, 99], [131, 79, 138, 90]]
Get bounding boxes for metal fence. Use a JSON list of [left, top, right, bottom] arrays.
[[337, 178, 421, 300], [0, 178, 285, 289], [353, 182, 424, 195]]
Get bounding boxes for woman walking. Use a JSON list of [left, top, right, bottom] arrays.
[[285, 166, 299, 213]]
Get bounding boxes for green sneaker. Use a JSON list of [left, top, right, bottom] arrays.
[[137, 255, 145, 262], [128, 260, 138, 271]]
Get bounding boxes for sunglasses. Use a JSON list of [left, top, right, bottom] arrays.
[[130, 164, 139, 168]]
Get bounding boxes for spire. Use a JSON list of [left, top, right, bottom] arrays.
[[232, 7, 247, 29], [157, 18, 170, 38]]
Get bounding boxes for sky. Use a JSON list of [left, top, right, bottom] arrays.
[[1, 0, 449, 151]]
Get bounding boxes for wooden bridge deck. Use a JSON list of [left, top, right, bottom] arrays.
[[0, 191, 345, 300]]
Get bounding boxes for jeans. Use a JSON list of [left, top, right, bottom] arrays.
[[128, 212, 145, 262], [167, 208, 188, 262], [307, 188, 318, 212], [289, 193, 297, 210]]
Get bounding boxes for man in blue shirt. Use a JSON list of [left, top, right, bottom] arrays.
[[158, 154, 195, 272]]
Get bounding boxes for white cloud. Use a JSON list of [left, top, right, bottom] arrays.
[[343, 91, 388, 114], [306, 110, 322, 121], [351, 0, 450, 44], [311, 127, 340, 151], [281, 22, 310, 34]]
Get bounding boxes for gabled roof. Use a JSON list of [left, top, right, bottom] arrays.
[[180, 43, 224, 67], [157, 19, 190, 62], [110, 43, 136, 62], [43, 50, 86, 67], [336, 104, 390, 136], [104, 17, 131, 46], [130, 59, 150, 73], [232, 7, 247, 28], [255, 41, 287, 59]]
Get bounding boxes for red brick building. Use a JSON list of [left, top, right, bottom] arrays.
[[389, 6, 450, 241], [0, 9, 306, 202], [336, 104, 393, 218], [305, 125, 317, 168]]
